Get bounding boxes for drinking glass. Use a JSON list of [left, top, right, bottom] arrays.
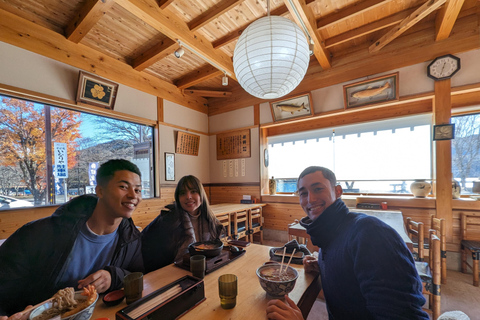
[[218, 274, 237, 309], [124, 272, 143, 305], [190, 255, 206, 279]]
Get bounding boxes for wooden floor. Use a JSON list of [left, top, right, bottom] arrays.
[[262, 240, 480, 319]]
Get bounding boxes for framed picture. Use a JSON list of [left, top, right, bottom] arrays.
[[76, 71, 118, 110], [270, 93, 313, 122], [343, 72, 399, 109], [433, 124, 455, 140], [165, 152, 175, 181]]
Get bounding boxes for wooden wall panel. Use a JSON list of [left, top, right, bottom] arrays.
[[208, 185, 260, 204], [262, 203, 305, 232]]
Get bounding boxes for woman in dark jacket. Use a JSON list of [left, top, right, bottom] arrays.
[[141, 175, 224, 273]]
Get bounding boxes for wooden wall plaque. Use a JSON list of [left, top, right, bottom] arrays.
[[176, 131, 200, 156], [216, 129, 251, 160]]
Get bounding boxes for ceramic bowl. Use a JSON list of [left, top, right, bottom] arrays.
[[102, 289, 125, 307], [256, 263, 298, 297], [29, 291, 98, 320], [188, 239, 223, 258]]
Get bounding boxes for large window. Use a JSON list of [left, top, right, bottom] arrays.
[[0, 95, 154, 209], [268, 115, 432, 194], [452, 113, 480, 194]]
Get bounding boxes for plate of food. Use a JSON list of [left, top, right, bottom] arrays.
[[29, 285, 98, 320]]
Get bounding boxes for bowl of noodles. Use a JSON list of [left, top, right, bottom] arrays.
[[188, 239, 223, 258], [29, 286, 98, 320], [256, 262, 298, 297]]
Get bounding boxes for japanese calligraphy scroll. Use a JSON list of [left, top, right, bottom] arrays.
[[216, 129, 251, 160], [176, 131, 200, 156]]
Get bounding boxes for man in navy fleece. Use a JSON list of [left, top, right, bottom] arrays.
[[266, 166, 428, 320]]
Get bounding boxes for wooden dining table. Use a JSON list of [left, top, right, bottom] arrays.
[[210, 203, 266, 217], [92, 244, 319, 320]]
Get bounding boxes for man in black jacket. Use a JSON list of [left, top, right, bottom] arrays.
[[0, 159, 144, 317]]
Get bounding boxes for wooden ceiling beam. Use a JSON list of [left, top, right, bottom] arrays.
[[175, 65, 223, 89], [188, 0, 245, 32], [317, 0, 386, 30], [0, 8, 208, 113], [184, 89, 232, 97], [211, 0, 315, 49], [65, 0, 115, 43], [435, 0, 465, 40], [157, 0, 175, 10], [115, 0, 236, 80], [325, 7, 416, 48], [370, 0, 446, 53], [132, 38, 176, 71], [284, 0, 331, 69]]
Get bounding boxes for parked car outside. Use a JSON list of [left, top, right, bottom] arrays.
[[0, 195, 34, 209]]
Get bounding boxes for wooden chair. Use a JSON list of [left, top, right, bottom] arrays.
[[216, 212, 231, 240], [231, 210, 248, 241], [406, 217, 425, 261], [461, 212, 480, 286], [430, 215, 447, 284], [248, 207, 263, 244], [415, 230, 441, 320]]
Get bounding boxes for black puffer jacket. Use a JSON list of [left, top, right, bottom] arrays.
[[0, 195, 143, 316]]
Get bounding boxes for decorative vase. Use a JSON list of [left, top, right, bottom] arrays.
[[269, 177, 277, 195], [410, 180, 432, 198], [452, 179, 461, 199]]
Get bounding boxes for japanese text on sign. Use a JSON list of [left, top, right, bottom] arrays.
[[176, 132, 200, 156], [54, 143, 68, 178], [216, 129, 251, 160]]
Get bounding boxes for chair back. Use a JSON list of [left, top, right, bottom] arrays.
[[248, 207, 263, 243], [430, 215, 447, 284], [216, 212, 231, 239], [406, 217, 425, 261], [231, 210, 248, 240], [461, 212, 480, 241]]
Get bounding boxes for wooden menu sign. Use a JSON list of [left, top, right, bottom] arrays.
[[176, 131, 200, 156], [216, 129, 251, 160]]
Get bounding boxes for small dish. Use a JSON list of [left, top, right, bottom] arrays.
[[102, 289, 125, 307]]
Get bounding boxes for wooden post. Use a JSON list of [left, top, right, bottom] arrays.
[[433, 79, 453, 241]]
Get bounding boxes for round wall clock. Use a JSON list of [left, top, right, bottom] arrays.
[[427, 54, 460, 81]]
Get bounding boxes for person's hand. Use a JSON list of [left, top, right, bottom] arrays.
[[78, 270, 111, 293], [303, 254, 319, 274], [266, 295, 303, 320], [0, 306, 33, 320]]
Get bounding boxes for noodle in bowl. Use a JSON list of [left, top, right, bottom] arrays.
[[29, 291, 99, 320], [256, 263, 298, 297]]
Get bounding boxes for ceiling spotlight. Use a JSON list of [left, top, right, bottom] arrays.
[[174, 47, 184, 58], [222, 72, 228, 86], [309, 42, 314, 56]]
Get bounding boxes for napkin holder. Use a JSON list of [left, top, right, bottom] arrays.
[[116, 275, 205, 320]]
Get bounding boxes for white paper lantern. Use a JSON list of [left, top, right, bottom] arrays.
[[233, 15, 310, 99]]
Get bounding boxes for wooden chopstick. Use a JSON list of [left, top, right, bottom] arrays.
[[283, 249, 296, 275], [127, 284, 182, 319], [280, 247, 287, 273]]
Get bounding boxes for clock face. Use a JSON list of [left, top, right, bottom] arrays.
[[427, 54, 460, 81]]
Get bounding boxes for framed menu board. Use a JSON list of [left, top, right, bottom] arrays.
[[176, 131, 200, 156], [216, 129, 251, 160]]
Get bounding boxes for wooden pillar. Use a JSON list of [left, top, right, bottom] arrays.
[[155, 97, 164, 198], [433, 79, 453, 241]]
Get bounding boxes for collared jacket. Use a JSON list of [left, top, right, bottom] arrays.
[[0, 195, 143, 316], [300, 199, 429, 320]]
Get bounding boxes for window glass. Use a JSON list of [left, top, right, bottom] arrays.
[[268, 115, 432, 194], [452, 113, 480, 195], [0, 95, 154, 209]]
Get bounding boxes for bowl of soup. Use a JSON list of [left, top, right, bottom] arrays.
[[256, 263, 298, 297], [188, 239, 223, 257]]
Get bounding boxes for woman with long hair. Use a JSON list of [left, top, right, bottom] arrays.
[[141, 175, 224, 273]]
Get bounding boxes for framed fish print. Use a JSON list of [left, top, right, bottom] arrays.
[[76, 71, 119, 110], [270, 93, 313, 122], [343, 72, 399, 109]]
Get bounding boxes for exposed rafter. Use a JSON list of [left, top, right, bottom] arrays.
[[317, 0, 386, 29], [284, 0, 331, 69], [184, 89, 233, 97], [369, 0, 447, 53], [435, 0, 465, 40], [188, 0, 245, 32], [115, 0, 237, 79], [133, 38, 176, 71], [65, 0, 115, 43], [157, 0, 175, 10], [175, 65, 224, 89]]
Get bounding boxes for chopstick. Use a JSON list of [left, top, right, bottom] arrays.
[[283, 249, 296, 275], [280, 247, 287, 273], [127, 284, 182, 319]]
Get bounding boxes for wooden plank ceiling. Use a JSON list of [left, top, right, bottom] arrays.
[[0, 0, 478, 115]]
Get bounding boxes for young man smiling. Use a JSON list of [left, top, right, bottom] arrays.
[[266, 166, 428, 320], [0, 159, 144, 317]]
